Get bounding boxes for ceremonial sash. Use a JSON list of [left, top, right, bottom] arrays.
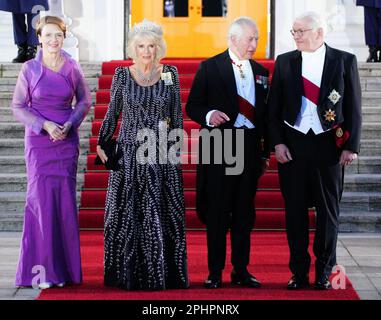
[[302, 76, 320, 106], [238, 95, 256, 125]]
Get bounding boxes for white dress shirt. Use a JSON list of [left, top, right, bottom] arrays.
[[285, 44, 326, 135], [206, 49, 256, 128]]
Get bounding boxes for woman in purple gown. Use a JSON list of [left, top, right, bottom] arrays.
[[12, 16, 91, 289]]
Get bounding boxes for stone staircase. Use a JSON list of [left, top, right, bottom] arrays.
[[0, 62, 381, 232], [0, 62, 101, 231]]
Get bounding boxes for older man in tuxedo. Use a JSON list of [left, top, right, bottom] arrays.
[[186, 16, 270, 289], [268, 12, 362, 290]]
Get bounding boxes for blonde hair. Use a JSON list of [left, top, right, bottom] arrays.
[[126, 19, 167, 63], [36, 16, 67, 37]]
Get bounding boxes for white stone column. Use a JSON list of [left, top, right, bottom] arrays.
[[274, 0, 367, 61], [45, 0, 79, 60], [325, 0, 367, 61]]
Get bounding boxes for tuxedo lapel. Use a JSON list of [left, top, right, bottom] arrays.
[[289, 51, 303, 114], [216, 50, 239, 111], [318, 45, 338, 106]]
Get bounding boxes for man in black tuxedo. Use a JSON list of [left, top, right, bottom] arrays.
[[186, 17, 270, 289], [268, 12, 362, 290]]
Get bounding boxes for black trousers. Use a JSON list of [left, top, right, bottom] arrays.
[[204, 129, 261, 277], [364, 7, 381, 46], [278, 127, 343, 279], [12, 13, 39, 46]]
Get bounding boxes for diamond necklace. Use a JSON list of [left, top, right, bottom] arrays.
[[134, 65, 159, 84]]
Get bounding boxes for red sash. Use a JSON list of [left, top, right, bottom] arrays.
[[238, 96, 256, 125], [303, 76, 320, 105]]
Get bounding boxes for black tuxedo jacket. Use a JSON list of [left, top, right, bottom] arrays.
[[268, 44, 362, 153], [186, 49, 270, 158], [186, 50, 270, 224]]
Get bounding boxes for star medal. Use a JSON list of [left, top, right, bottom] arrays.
[[161, 72, 173, 85], [324, 109, 336, 122], [328, 89, 341, 105]]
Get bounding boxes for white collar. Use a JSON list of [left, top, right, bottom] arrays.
[[301, 43, 326, 60], [228, 49, 250, 66]]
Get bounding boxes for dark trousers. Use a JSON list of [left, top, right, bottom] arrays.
[[204, 129, 261, 277], [12, 13, 39, 46], [278, 127, 343, 279], [364, 7, 381, 46]]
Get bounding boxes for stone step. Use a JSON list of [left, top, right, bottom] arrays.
[[358, 63, 381, 77], [0, 168, 377, 193], [361, 122, 381, 139], [339, 211, 381, 233], [359, 140, 381, 156], [346, 156, 381, 174], [340, 192, 381, 212], [0, 138, 90, 155], [0, 77, 99, 92], [0, 92, 97, 108], [0, 109, 95, 123], [0, 173, 84, 192], [0, 155, 89, 174], [362, 91, 381, 107], [0, 191, 82, 231], [343, 174, 381, 192], [0, 62, 102, 78], [361, 77, 381, 92], [362, 107, 381, 122], [0, 122, 91, 139], [1, 195, 380, 232]]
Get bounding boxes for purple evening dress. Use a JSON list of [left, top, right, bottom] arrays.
[[12, 50, 91, 287]]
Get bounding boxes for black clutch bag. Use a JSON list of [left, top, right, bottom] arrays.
[[94, 139, 122, 171]]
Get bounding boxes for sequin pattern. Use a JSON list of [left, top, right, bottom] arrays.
[[98, 65, 189, 290]]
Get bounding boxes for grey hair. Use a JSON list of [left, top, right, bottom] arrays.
[[294, 11, 327, 32], [127, 19, 167, 63], [227, 16, 258, 46]]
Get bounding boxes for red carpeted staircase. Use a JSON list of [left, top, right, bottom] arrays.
[[79, 59, 316, 230]]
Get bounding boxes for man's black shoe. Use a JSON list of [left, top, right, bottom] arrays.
[[231, 270, 261, 288], [26, 46, 37, 61], [366, 45, 378, 63], [287, 275, 309, 290], [12, 45, 28, 63], [314, 276, 332, 290], [204, 276, 222, 289]]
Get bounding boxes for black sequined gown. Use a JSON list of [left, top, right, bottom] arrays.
[[98, 65, 189, 290]]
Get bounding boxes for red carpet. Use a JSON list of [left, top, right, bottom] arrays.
[[79, 58, 316, 230], [37, 231, 359, 300]]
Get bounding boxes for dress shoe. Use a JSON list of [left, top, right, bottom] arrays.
[[26, 46, 37, 61], [231, 270, 261, 288], [287, 275, 309, 290], [204, 276, 222, 289], [56, 282, 66, 288], [314, 276, 332, 290], [366, 45, 378, 63], [12, 45, 28, 63]]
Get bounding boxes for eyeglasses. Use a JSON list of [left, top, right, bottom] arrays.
[[290, 29, 313, 37]]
